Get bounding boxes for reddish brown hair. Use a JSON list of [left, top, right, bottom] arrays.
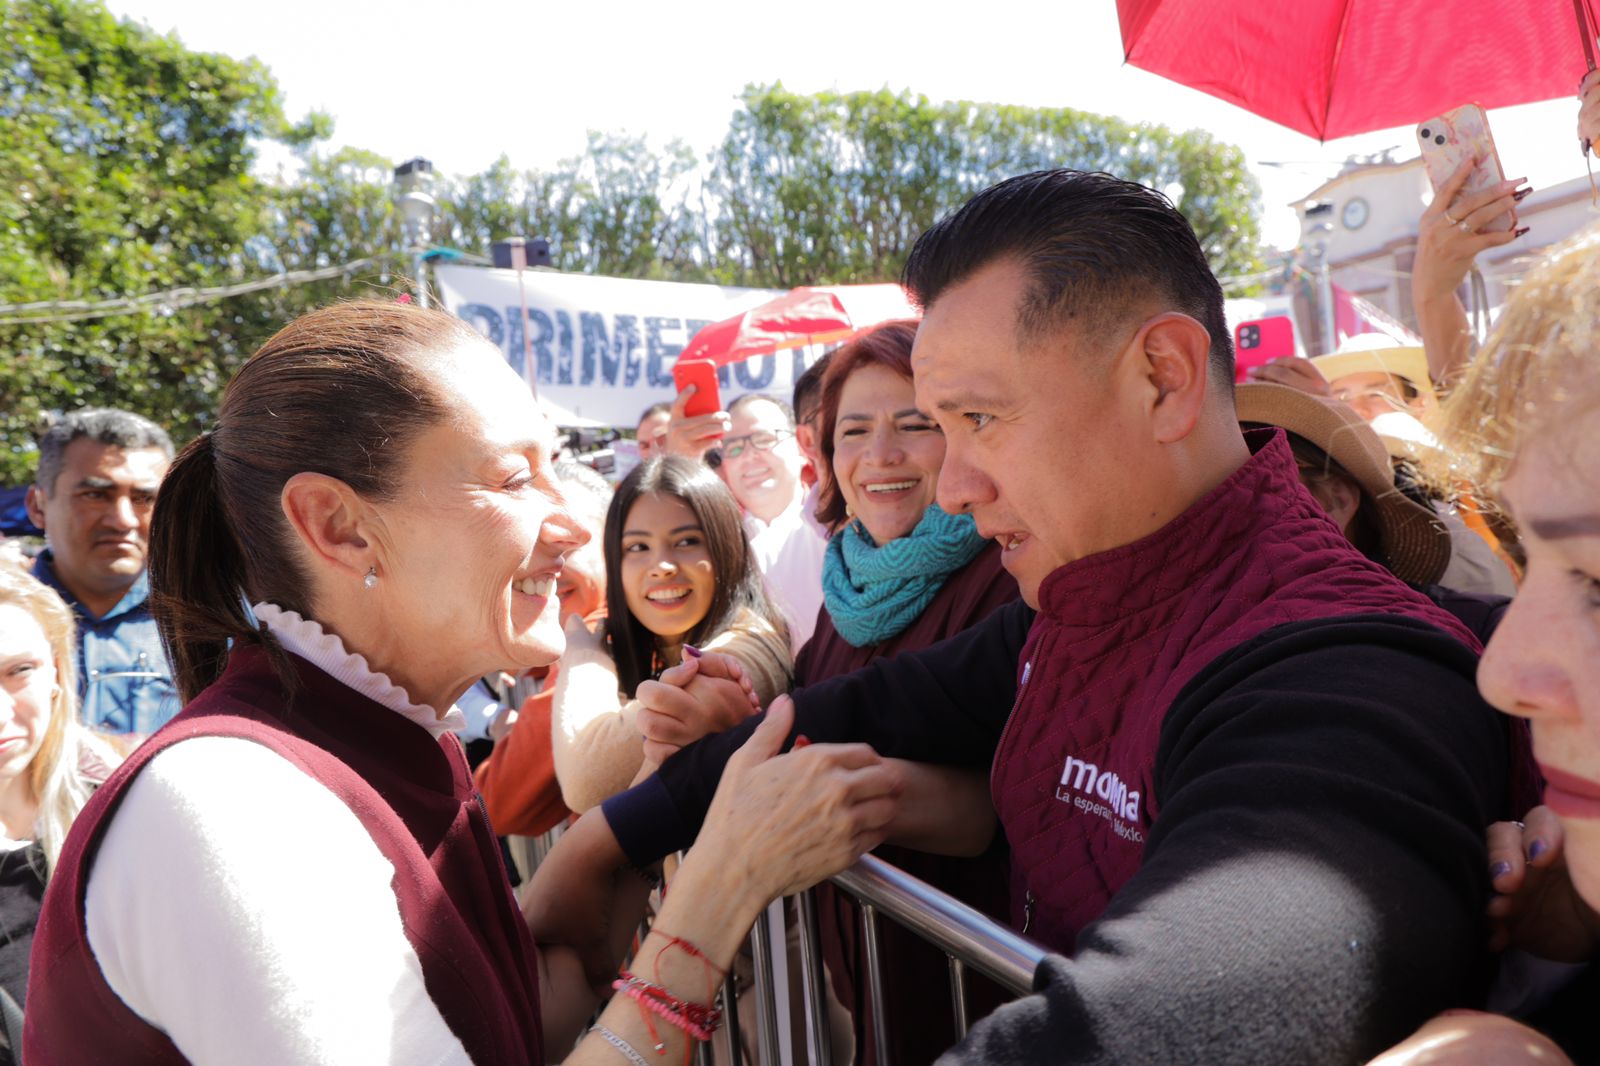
[[813, 319, 922, 529], [147, 301, 477, 702]]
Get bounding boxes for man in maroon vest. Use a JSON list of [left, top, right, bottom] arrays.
[[538, 170, 1514, 1063]]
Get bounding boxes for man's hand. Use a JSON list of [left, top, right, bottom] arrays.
[[1486, 805, 1600, 961], [664, 386, 731, 460], [1246, 356, 1332, 396], [636, 650, 761, 767], [522, 807, 642, 993]]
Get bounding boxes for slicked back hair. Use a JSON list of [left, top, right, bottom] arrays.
[[901, 169, 1234, 391]]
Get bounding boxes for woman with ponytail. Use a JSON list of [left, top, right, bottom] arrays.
[[22, 301, 903, 1066]]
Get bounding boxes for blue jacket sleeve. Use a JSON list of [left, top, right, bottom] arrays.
[[603, 599, 1036, 865]]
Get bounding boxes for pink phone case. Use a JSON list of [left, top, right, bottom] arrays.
[[1416, 104, 1516, 233]]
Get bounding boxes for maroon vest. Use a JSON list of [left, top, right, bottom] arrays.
[[990, 431, 1479, 952], [24, 645, 544, 1064]]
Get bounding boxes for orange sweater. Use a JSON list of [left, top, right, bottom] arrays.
[[473, 663, 571, 838], [473, 608, 609, 837]]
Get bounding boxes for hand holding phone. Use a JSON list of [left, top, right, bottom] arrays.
[[1417, 104, 1518, 234], [666, 358, 729, 460], [1234, 317, 1296, 381]]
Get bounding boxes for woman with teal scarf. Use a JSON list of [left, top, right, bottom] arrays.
[[794, 321, 1019, 1066]]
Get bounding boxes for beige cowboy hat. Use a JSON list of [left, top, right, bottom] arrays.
[[1237, 382, 1452, 586], [1311, 334, 1438, 408]]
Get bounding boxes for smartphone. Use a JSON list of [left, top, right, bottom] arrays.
[[671, 358, 722, 418], [1416, 104, 1516, 233], [1234, 317, 1295, 381]]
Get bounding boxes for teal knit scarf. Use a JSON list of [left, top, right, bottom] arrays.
[[821, 504, 990, 647]]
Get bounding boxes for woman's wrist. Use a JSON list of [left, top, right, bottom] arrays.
[[652, 846, 765, 966]]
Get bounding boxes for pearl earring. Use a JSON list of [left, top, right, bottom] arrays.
[[363, 567, 378, 589]]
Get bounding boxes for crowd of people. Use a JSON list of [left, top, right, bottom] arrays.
[[4, 92, 1600, 1066]]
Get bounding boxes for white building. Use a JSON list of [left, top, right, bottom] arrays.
[[1291, 156, 1596, 343]]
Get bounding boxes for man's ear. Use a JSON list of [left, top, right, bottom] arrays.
[[22, 483, 53, 528], [1134, 312, 1214, 444], [280, 472, 374, 581], [23, 485, 47, 531]]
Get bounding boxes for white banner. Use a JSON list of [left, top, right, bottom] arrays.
[[435, 265, 825, 428]]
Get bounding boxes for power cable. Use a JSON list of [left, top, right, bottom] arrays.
[[0, 258, 383, 326]]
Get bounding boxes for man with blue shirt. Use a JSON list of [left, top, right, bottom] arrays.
[[25, 408, 178, 736]]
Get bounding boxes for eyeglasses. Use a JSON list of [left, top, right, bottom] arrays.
[[721, 430, 794, 460]]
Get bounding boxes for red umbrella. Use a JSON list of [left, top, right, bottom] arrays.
[[680, 284, 918, 367], [1117, 0, 1598, 141]]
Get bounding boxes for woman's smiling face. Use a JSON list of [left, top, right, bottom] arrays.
[[619, 491, 716, 644], [831, 363, 946, 544], [363, 342, 588, 687]]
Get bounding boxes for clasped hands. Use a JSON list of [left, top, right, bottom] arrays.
[[636, 648, 763, 767]]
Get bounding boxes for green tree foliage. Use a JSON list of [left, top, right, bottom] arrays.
[[439, 133, 702, 280], [0, 0, 358, 483], [702, 84, 1263, 288], [0, 1, 1263, 481]]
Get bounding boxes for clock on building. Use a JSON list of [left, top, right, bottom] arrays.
[[1341, 197, 1370, 230]]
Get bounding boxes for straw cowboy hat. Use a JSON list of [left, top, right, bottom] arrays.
[[1311, 334, 1438, 408], [1237, 382, 1452, 586]]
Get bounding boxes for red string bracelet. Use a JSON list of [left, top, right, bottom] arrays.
[[613, 975, 722, 1041]]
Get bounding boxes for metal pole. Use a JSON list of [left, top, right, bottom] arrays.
[[748, 906, 783, 1066], [831, 855, 1046, 996], [1319, 261, 1336, 356], [947, 956, 970, 1042], [861, 903, 891, 1066], [722, 973, 742, 1066], [414, 248, 430, 309], [511, 240, 537, 399], [795, 890, 834, 1066]]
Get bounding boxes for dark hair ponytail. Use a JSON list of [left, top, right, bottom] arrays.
[[146, 300, 472, 705], [148, 431, 254, 703]]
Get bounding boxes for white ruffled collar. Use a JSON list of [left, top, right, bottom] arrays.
[[252, 602, 465, 740]]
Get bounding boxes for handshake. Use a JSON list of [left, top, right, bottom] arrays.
[[635, 647, 767, 769]]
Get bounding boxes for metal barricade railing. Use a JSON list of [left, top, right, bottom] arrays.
[[515, 830, 1046, 1065], [744, 854, 1050, 1066]]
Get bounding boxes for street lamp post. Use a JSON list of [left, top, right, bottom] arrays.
[[1302, 221, 1337, 356], [393, 158, 436, 308]]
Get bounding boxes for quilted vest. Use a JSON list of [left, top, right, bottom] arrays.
[[24, 645, 544, 1065], [990, 430, 1479, 952]]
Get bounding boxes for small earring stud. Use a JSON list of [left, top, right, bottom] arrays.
[[363, 567, 378, 589]]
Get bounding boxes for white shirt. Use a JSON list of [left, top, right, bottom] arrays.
[[744, 494, 828, 655], [84, 605, 471, 1065]]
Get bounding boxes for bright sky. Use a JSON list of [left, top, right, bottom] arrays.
[[105, 0, 1590, 252]]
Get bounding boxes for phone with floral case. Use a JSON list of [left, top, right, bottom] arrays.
[[1417, 104, 1516, 233]]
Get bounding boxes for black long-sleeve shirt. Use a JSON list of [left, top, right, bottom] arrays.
[[603, 601, 1508, 1063]]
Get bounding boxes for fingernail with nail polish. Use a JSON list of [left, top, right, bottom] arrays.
[[1528, 839, 1549, 861], [1490, 861, 1513, 880], [1514, 188, 1532, 202], [1514, 227, 1531, 238], [794, 734, 811, 749], [683, 644, 702, 658]]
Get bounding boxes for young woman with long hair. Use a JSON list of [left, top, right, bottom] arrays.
[[552, 455, 790, 813]]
